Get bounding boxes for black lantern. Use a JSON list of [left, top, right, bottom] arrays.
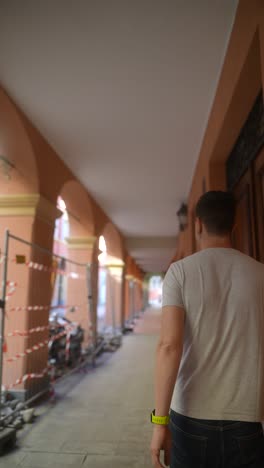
[[177, 203, 188, 231]]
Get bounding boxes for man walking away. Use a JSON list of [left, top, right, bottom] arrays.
[[150, 191, 264, 467]]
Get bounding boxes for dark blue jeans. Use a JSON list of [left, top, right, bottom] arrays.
[[169, 410, 264, 468]]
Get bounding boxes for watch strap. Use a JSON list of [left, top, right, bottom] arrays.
[[151, 409, 170, 425]]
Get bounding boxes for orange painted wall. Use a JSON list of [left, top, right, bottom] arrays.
[[0, 84, 130, 393], [173, 0, 264, 261]]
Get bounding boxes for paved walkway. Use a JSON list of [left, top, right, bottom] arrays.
[[0, 307, 161, 467]]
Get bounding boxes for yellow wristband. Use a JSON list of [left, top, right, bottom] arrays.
[[150, 410, 170, 425]]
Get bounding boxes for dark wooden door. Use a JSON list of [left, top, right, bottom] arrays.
[[232, 168, 257, 258], [226, 93, 264, 259], [254, 149, 264, 262]]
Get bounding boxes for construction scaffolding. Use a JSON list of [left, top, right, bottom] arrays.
[[0, 230, 96, 429]]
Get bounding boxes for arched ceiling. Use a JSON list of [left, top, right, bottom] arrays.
[[0, 0, 238, 272]]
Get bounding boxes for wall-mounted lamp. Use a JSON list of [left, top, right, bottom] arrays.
[[177, 203, 188, 231], [0, 155, 15, 180]]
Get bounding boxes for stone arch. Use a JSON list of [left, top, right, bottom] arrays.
[[52, 180, 96, 348], [0, 89, 41, 393], [0, 86, 39, 194], [98, 222, 124, 333], [59, 179, 95, 237], [101, 222, 124, 261]]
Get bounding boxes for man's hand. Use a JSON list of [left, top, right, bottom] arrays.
[[150, 425, 171, 467]]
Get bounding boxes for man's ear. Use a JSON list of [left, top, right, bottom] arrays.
[[195, 217, 202, 239], [195, 217, 202, 234]]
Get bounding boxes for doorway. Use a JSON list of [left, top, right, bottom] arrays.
[[226, 92, 264, 262]]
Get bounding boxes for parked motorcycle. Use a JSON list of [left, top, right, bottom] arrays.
[[48, 311, 84, 370]]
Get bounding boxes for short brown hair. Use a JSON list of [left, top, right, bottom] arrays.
[[195, 191, 236, 235]]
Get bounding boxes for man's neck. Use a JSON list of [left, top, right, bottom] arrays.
[[199, 236, 232, 250]]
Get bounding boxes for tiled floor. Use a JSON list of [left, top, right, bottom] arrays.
[[0, 307, 161, 467]]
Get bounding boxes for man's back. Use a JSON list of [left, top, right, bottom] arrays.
[[163, 247, 264, 422]]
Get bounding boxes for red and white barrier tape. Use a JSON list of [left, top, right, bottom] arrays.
[[5, 340, 49, 363], [6, 324, 72, 338], [5, 281, 17, 301], [50, 304, 83, 310], [5, 324, 75, 362], [7, 325, 50, 338], [0, 253, 86, 279], [7, 305, 50, 313], [10, 258, 85, 280], [49, 324, 75, 344], [3, 367, 50, 391], [48, 329, 68, 347], [6, 303, 84, 313]]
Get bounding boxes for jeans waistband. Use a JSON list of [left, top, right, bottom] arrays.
[[170, 410, 248, 431]]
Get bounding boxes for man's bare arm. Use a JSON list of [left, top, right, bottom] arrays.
[[154, 305, 185, 417]]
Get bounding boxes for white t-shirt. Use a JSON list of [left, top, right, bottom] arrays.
[[163, 248, 264, 422]]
